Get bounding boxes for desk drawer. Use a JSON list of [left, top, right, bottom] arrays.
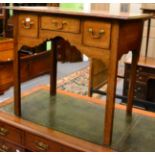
[[0, 139, 24, 152], [41, 16, 80, 34], [83, 20, 111, 49], [25, 132, 62, 152], [0, 39, 14, 52], [0, 121, 23, 145], [18, 14, 38, 38]]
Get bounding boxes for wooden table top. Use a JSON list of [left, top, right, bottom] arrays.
[[141, 4, 155, 11], [4, 6, 152, 20], [125, 56, 155, 69]]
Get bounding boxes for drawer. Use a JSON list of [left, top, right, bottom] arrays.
[[124, 81, 147, 100], [41, 16, 80, 34], [18, 14, 38, 38], [136, 73, 149, 83], [25, 132, 62, 152], [0, 139, 24, 152], [0, 121, 24, 145], [83, 20, 111, 49], [0, 39, 14, 52], [125, 64, 155, 75]]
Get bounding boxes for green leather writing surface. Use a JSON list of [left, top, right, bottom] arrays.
[[1, 90, 155, 151]]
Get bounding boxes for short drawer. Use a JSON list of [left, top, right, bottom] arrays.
[[124, 81, 147, 100], [41, 16, 80, 34], [83, 20, 111, 49], [18, 14, 38, 38], [0, 139, 24, 152], [0, 121, 24, 145], [25, 132, 62, 152]]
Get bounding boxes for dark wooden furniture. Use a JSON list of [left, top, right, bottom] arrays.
[[0, 51, 51, 95], [123, 56, 155, 110], [0, 38, 51, 94], [4, 6, 151, 146], [141, 5, 155, 57]]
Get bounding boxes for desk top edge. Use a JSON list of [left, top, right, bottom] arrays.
[[3, 6, 152, 20], [141, 7, 155, 11]]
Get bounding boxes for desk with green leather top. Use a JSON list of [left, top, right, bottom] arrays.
[[5, 6, 151, 146]]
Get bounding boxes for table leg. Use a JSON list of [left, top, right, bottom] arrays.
[[14, 50, 21, 116], [13, 15, 21, 116], [127, 51, 140, 115], [50, 42, 57, 95], [103, 22, 119, 146], [145, 18, 151, 58], [103, 59, 118, 145]]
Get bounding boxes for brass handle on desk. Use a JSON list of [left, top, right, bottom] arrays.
[[0, 145, 9, 152], [52, 20, 67, 30], [35, 141, 48, 151], [22, 19, 34, 29], [0, 127, 8, 136], [88, 28, 105, 39]]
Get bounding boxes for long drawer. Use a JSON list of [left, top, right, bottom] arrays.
[[25, 132, 63, 152], [0, 138, 24, 152], [41, 16, 80, 34], [0, 121, 24, 145], [25, 132, 80, 152]]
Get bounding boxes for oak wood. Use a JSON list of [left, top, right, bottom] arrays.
[[0, 38, 14, 51], [104, 21, 119, 145], [50, 42, 57, 95], [3, 6, 151, 20], [126, 56, 155, 69], [13, 14, 21, 116], [127, 52, 140, 115], [18, 14, 39, 38], [83, 20, 111, 49], [0, 51, 51, 94], [41, 16, 80, 34], [7, 7, 150, 147], [0, 139, 25, 152], [126, 23, 144, 115]]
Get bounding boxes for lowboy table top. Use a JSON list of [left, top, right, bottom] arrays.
[[4, 6, 151, 20]]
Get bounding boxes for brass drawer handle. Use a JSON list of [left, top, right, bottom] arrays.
[[22, 18, 34, 29], [35, 141, 48, 151], [0, 127, 8, 136], [88, 28, 105, 39], [52, 20, 67, 30], [0, 145, 9, 152]]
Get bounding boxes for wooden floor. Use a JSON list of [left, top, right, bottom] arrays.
[[1, 85, 155, 152]]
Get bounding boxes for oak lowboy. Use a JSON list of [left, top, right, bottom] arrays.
[[3, 6, 151, 148]]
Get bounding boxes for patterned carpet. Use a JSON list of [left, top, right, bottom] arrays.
[[57, 65, 124, 100], [57, 67, 90, 96]]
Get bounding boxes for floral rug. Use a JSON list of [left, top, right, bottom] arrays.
[[57, 67, 90, 96], [57, 65, 124, 99]]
